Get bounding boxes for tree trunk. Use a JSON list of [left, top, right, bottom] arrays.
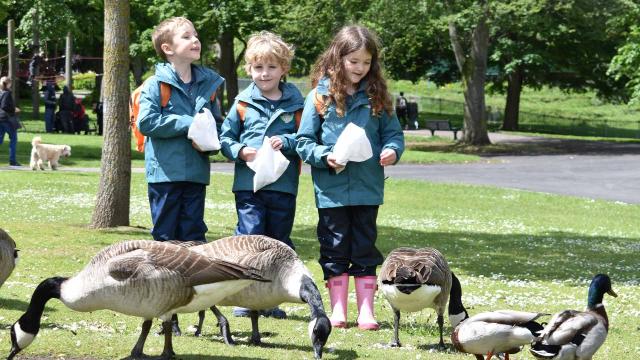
[[218, 30, 237, 111], [447, 4, 491, 145], [502, 67, 523, 131], [65, 32, 73, 89], [31, 8, 40, 120], [91, 0, 131, 228]]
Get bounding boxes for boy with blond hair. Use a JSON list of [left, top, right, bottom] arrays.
[[137, 17, 224, 243], [220, 31, 304, 318]]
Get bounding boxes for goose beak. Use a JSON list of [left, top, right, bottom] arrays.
[[607, 288, 618, 297], [314, 344, 323, 359]]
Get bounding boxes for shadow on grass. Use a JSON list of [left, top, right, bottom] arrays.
[[0, 298, 59, 315], [292, 226, 639, 283]]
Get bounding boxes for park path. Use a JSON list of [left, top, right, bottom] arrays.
[[3, 131, 639, 204]]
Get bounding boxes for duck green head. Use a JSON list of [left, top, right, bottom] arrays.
[[587, 274, 617, 309]]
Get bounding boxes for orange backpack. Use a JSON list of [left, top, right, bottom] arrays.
[[129, 80, 217, 152]]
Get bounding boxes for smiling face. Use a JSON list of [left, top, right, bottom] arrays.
[[249, 57, 286, 99], [163, 23, 201, 64], [342, 47, 371, 93]]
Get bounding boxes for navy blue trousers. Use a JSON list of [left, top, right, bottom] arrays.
[[234, 190, 296, 249], [148, 182, 208, 241], [317, 205, 383, 280]]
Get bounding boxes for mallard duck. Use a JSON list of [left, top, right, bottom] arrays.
[[530, 273, 617, 360], [0, 229, 19, 288], [7, 240, 268, 360], [452, 309, 546, 360], [379, 247, 454, 347]]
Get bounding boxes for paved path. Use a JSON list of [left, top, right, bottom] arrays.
[[4, 131, 639, 204]]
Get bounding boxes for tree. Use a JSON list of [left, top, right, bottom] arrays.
[[608, 4, 640, 103], [490, 0, 633, 130], [445, 0, 491, 145], [91, 0, 130, 228]]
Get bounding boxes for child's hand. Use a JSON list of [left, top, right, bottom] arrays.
[[327, 153, 345, 170], [379, 148, 397, 166], [240, 147, 257, 162], [269, 136, 283, 150]]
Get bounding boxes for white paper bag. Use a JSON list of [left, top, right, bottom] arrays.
[[332, 122, 373, 173], [246, 137, 290, 192], [187, 107, 221, 151]]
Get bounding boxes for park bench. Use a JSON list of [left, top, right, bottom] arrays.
[[425, 120, 460, 140]]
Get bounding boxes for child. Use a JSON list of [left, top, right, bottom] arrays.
[[220, 31, 303, 318], [137, 17, 224, 242], [296, 25, 405, 330]]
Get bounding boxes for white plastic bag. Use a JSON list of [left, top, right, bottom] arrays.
[[187, 107, 221, 151], [246, 137, 290, 192], [332, 122, 373, 173]]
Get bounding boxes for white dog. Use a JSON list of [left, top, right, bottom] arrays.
[[30, 136, 72, 170]]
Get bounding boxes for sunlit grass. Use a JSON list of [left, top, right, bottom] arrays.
[[0, 168, 638, 359]]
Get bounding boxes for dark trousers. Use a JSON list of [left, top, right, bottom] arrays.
[[317, 205, 383, 280], [148, 182, 208, 241], [44, 108, 55, 133], [234, 190, 296, 249]]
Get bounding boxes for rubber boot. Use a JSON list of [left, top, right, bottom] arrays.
[[355, 276, 379, 330], [326, 273, 349, 328]]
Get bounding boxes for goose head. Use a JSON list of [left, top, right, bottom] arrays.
[[393, 266, 419, 295], [8, 277, 66, 360], [587, 274, 617, 310], [308, 315, 332, 359]]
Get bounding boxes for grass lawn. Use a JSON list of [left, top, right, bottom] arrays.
[[0, 151, 638, 359]]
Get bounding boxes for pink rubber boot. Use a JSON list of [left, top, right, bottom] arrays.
[[326, 273, 349, 328], [355, 276, 379, 330]]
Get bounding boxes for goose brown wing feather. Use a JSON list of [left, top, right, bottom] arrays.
[[106, 241, 268, 285], [380, 247, 451, 287]]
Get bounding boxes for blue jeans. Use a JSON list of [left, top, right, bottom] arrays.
[[148, 182, 208, 241], [44, 108, 55, 133], [234, 190, 296, 249], [0, 121, 18, 163]]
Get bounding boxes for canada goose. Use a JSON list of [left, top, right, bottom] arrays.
[[452, 309, 546, 360], [190, 235, 332, 359], [530, 274, 617, 360], [378, 247, 453, 348], [0, 229, 19, 288], [7, 240, 268, 360]]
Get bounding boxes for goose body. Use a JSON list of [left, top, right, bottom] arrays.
[[8, 240, 267, 360], [191, 235, 331, 359], [0, 229, 18, 288], [453, 310, 546, 360], [378, 247, 452, 347], [531, 274, 617, 360]]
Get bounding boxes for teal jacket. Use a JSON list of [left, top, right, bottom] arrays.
[[295, 78, 405, 208], [137, 63, 224, 185], [220, 82, 304, 195]]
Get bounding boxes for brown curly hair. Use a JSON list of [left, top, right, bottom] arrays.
[[310, 26, 393, 117]]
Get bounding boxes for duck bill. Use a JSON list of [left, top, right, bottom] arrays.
[[607, 289, 618, 297]]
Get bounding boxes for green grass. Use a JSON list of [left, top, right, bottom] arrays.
[[0, 163, 638, 359], [389, 80, 640, 123]]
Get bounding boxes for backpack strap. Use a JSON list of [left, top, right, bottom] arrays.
[[159, 82, 171, 108]]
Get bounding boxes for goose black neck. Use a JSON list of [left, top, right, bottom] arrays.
[[300, 275, 327, 319], [19, 277, 66, 334], [448, 272, 466, 316]]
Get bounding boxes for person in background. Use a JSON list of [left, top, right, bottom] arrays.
[[43, 82, 57, 133], [0, 77, 21, 166], [58, 86, 76, 133], [296, 25, 404, 331], [395, 91, 408, 130]]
